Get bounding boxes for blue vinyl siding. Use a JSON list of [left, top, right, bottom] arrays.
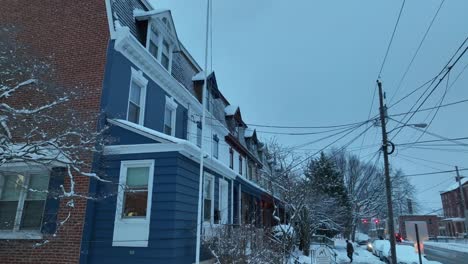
[[101, 42, 188, 140], [85, 152, 200, 264]]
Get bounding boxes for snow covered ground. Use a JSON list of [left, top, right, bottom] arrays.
[[335, 239, 384, 264], [425, 241, 468, 253]]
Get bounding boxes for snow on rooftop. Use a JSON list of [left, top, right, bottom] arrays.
[[224, 105, 238, 116], [133, 8, 169, 20], [244, 128, 255, 138], [111, 119, 184, 144], [191, 71, 212, 82], [441, 178, 468, 194]]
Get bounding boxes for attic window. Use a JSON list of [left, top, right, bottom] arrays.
[[162, 17, 171, 31], [146, 25, 173, 73]]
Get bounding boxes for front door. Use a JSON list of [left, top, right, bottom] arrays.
[[219, 179, 229, 224]]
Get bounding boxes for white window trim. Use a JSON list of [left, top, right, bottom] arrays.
[[126, 68, 148, 125], [164, 95, 178, 136], [146, 22, 173, 74], [113, 159, 155, 247], [0, 167, 49, 239], [218, 178, 229, 225], [203, 173, 215, 225]]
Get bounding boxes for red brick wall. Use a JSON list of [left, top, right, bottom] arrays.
[[0, 1, 109, 263]]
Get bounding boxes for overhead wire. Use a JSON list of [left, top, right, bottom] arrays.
[[388, 0, 446, 103], [390, 38, 468, 140]]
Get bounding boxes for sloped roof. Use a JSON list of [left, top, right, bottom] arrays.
[[224, 105, 238, 116], [244, 128, 255, 138], [133, 8, 181, 51], [441, 178, 468, 194]]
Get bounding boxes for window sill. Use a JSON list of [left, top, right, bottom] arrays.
[[0, 230, 43, 240]]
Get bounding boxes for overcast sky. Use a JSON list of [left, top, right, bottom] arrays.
[[151, 0, 468, 214]]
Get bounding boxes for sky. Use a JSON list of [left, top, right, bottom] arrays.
[[150, 0, 468, 214]]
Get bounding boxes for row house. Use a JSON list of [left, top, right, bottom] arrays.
[[440, 178, 468, 237], [0, 0, 285, 263]]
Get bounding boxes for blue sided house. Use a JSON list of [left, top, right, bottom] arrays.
[[80, 0, 286, 263]]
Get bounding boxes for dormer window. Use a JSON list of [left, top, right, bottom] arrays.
[[148, 30, 160, 60], [146, 24, 173, 73], [161, 40, 170, 70]]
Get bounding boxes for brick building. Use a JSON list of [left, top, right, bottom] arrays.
[[398, 215, 439, 239], [440, 178, 468, 237], [0, 1, 109, 264]]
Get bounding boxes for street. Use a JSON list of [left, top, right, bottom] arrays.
[[424, 245, 468, 264]]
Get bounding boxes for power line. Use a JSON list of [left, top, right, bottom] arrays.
[[390, 98, 468, 117], [396, 136, 468, 147], [402, 62, 468, 145], [401, 168, 468, 177], [395, 153, 456, 167], [377, 0, 407, 78], [391, 38, 468, 140], [389, 0, 446, 103]]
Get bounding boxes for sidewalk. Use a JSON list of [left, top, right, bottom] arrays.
[[334, 239, 384, 264]]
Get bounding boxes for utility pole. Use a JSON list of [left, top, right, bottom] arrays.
[[377, 80, 397, 264], [455, 166, 468, 234]]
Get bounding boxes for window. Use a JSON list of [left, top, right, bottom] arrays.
[[196, 122, 202, 147], [148, 30, 160, 60], [239, 156, 243, 175], [0, 170, 49, 232], [229, 148, 234, 169], [113, 160, 154, 247], [122, 167, 149, 218], [164, 107, 173, 135], [161, 40, 170, 70], [203, 173, 214, 223], [164, 96, 178, 136], [213, 135, 219, 159], [248, 164, 254, 181], [127, 68, 148, 125], [146, 24, 172, 73]]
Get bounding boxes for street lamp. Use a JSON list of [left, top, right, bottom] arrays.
[[387, 123, 427, 133]]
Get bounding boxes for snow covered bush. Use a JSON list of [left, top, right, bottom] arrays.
[[202, 225, 289, 264]]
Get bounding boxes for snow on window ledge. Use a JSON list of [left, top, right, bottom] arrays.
[[0, 230, 43, 240]]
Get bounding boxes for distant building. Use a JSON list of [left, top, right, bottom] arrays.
[[398, 215, 439, 239], [440, 178, 468, 237]]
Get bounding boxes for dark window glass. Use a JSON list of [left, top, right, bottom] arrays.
[[161, 53, 170, 70], [128, 102, 140, 124]]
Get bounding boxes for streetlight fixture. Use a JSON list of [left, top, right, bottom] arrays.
[[387, 123, 427, 134]]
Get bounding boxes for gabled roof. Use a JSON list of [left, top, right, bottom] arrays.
[[192, 71, 229, 105], [133, 8, 181, 51], [224, 105, 246, 127], [244, 128, 256, 138], [224, 105, 238, 116]]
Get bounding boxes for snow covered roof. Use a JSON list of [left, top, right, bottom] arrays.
[[133, 8, 170, 20], [442, 217, 465, 222], [441, 178, 468, 194], [109, 119, 184, 144], [224, 105, 238, 116], [244, 128, 255, 138], [133, 8, 180, 51], [192, 71, 213, 82]]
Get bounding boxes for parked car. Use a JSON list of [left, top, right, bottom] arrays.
[[371, 239, 390, 261], [366, 238, 376, 252], [355, 232, 370, 246]]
